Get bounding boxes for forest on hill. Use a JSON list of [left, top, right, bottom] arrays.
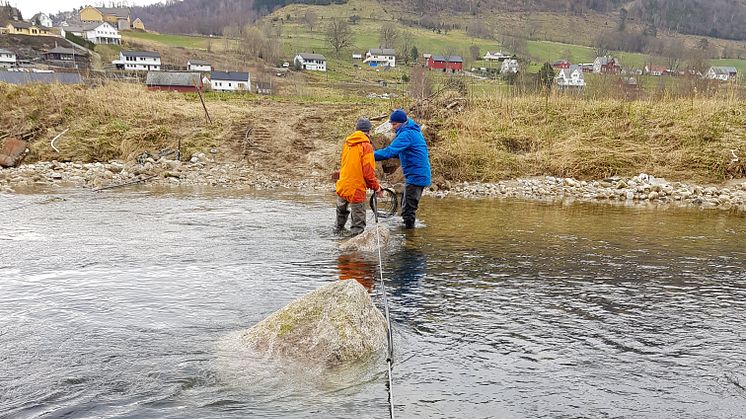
[[130, 0, 348, 35], [130, 0, 746, 42]]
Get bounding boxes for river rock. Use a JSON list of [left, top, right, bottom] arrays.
[[339, 226, 390, 253], [240, 280, 387, 368]]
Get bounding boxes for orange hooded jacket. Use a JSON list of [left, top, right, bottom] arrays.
[[336, 131, 381, 203]]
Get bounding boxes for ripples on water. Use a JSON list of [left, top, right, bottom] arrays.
[[1, 188, 745, 418]]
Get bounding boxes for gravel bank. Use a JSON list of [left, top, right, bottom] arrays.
[[2, 157, 745, 213]]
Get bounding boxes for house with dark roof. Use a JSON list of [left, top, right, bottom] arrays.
[[146, 72, 202, 92], [294, 53, 327, 71], [5, 21, 53, 36], [0, 48, 17, 68], [705, 66, 738, 81], [256, 81, 273, 95], [187, 59, 212, 72], [112, 51, 161, 71], [593, 56, 622, 74], [210, 71, 251, 92], [364, 48, 396, 68], [0, 72, 84, 85], [44, 46, 89, 68], [426, 55, 463, 72]]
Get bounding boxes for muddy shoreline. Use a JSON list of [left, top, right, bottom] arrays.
[[2, 158, 745, 213]]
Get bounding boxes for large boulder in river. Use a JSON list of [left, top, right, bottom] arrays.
[[240, 280, 387, 368], [339, 225, 390, 253]]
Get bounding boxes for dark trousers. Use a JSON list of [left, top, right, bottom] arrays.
[[402, 184, 424, 229], [336, 196, 366, 235]]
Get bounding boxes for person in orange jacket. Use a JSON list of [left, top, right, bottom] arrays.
[[335, 118, 383, 236]]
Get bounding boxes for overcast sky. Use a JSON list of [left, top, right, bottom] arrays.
[[13, 0, 166, 19]]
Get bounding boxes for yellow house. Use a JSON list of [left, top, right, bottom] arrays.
[[6, 21, 53, 36], [80, 6, 131, 30], [132, 18, 145, 31]]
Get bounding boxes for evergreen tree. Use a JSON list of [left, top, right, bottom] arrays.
[[538, 62, 555, 90]]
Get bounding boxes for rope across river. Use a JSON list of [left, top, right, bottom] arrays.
[[371, 194, 396, 419]]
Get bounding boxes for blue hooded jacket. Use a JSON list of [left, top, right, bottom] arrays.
[[374, 118, 432, 187]]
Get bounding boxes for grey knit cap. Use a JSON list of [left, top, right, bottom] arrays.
[[355, 118, 372, 132]]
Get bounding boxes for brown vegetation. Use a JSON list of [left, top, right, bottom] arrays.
[[0, 82, 377, 178], [433, 95, 746, 183], [1, 82, 744, 185]]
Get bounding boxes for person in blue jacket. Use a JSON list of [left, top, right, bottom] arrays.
[[374, 109, 432, 229]]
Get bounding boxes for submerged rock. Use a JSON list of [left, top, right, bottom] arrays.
[[240, 280, 387, 368], [339, 226, 390, 253]]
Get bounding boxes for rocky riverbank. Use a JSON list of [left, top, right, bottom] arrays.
[[0, 154, 328, 193], [1, 157, 745, 213], [434, 174, 746, 212]]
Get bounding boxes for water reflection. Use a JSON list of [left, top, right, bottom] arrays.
[[336, 252, 377, 291]]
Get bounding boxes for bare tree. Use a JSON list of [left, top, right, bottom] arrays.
[[409, 66, 432, 100], [325, 18, 353, 57], [399, 30, 414, 65], [662, 39, 686, 72], [469, 45, 480, 61], [379, 22, 399, 49], [243, 25, 264, 58], [303, 10, 317, 32]]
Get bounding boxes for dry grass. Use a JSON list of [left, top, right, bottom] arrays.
[[433, 94, 746, 183], [0, 82, 235, 162], [0, 82, 381, 178], [2, 82, 745, 185]]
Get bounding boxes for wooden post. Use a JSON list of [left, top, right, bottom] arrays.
[[196, 81, 211, 124]]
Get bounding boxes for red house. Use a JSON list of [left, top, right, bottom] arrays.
[[145, 71, 203, 92], [552, 60, 571, 70], [426, 55, 464, 73]]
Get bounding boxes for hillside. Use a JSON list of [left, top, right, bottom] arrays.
[[131, 0, 350, 35], [129, 0, 746, 43]]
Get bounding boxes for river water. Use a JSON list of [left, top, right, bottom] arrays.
[[1, 187, 745, 418]]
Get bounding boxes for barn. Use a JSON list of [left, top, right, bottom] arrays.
[[426, 55, 464, 73]]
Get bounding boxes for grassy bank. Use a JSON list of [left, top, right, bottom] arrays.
[[0, 82, 381, 178], [432, 95, 746, 183], [2, 82, 744, 184]]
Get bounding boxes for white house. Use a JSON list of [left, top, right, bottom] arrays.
[[187, 59, 211, 72], [705, 66, 738, 81], [484, 51, 511, 61], [0, 48, 17, 68], [210, 71, 251, 92], [500, 59, 519, 74], [112, 51, 161, 71], [294, 53, 327, 71], [62, 22, 121, 45], [555, 65, 586, 89], [30, 13, 53, 28], [364, 48, 396, 68]]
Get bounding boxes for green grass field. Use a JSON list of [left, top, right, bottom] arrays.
[[114, 0, 746, 88]]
